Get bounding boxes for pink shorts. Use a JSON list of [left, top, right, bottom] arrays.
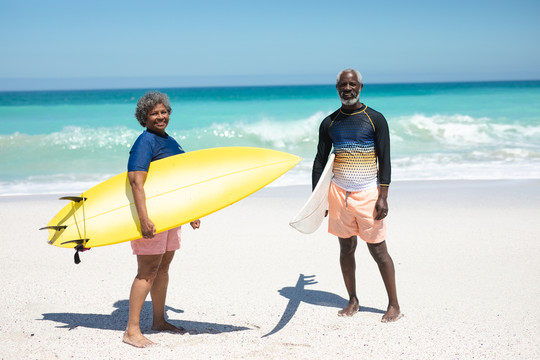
[[328, 182, 386, 243], [130, 226, 182, 255]]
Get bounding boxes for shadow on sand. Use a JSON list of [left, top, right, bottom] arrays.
[[40, 299, 250, 335], [263, 274, 385, 337]]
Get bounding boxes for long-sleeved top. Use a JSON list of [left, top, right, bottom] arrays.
[[312, 104, 391, 191]]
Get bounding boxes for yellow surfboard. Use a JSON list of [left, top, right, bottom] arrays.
[[41, 147, 301, 251]]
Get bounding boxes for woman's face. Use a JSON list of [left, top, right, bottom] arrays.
[[145, 103, 169, 135]]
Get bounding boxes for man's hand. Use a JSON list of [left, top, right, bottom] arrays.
[[375, 186, 389, 220]]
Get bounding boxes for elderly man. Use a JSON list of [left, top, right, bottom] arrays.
[[312, 69, 401, 322]]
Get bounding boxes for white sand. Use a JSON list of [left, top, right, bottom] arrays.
[[1, 180, 539, 359]]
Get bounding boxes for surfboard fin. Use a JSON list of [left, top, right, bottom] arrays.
[[39, 225, 67, 231], [59, 196, 87, 202], [60, 239, 89, 245], [58, 240, 91, 264]]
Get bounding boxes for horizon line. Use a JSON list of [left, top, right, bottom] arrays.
[[1, 75, 539, 93]]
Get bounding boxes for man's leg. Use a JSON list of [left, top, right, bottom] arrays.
[[367, 240, 402, 322], [150, 250, 186, 333], [338, 236, 359, 316]]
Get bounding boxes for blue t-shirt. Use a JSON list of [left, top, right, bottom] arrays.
[[127, 129, 185, 172]]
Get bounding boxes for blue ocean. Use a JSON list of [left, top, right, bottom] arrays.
[[1, 81, 539, 196]]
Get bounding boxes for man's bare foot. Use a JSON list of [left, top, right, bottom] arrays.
[[381, 305, 402, 323], [338, 298, 359, 317], [123, 331, 155, 348], [152, 321, 187, 334]]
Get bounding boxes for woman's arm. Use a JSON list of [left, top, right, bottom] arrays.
[[128, 170, 156, 238]]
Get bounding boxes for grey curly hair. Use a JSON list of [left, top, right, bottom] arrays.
[[134, 91, 172, 127]]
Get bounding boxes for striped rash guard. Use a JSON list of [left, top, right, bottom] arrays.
[[312, 104, 391, 192]]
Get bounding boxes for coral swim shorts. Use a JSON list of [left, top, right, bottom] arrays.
[[130, 226, 182, 255], [328, 182, 386, 243]]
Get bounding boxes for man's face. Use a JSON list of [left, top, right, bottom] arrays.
[[336, 72, 363, 106]]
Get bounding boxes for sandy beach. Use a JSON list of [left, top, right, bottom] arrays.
[[1, 180, 539, 359]]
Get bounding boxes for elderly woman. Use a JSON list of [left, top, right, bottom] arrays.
[[123, 91, 200, 348]]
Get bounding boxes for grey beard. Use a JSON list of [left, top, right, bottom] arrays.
[[339, 93, 360, 106]]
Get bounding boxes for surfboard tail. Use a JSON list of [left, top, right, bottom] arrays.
[[289, 154, 334, 234], [40, 194, 91, 264]]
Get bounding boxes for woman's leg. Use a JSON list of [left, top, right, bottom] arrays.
[[123, 254, 163, 348], [150, 250, 186, 333]]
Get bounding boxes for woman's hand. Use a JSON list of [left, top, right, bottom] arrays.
[[140, 217, 156, 238], [190, 219, 201, 229]]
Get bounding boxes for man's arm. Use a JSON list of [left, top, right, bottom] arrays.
[[372, 110, 391, 220], [312, 116, 333, 190]]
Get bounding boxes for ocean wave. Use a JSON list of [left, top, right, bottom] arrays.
[[0, 173, 114, 196], [3, 112, 539, 159], [393, 156, 540, 181], [0, 126, 138, 152], [2, 112, 540, 195], [391, 114, 540, 150], [1, 110, 325, 152]]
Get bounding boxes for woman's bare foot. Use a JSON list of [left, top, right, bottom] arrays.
[[152, 321, 187, 334], [338, 298, 359, 317], [381, 304, 403, 323], [122, 331, 155, 348]]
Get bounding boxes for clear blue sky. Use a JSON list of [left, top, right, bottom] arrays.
[[1, 0, 539, 90]]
